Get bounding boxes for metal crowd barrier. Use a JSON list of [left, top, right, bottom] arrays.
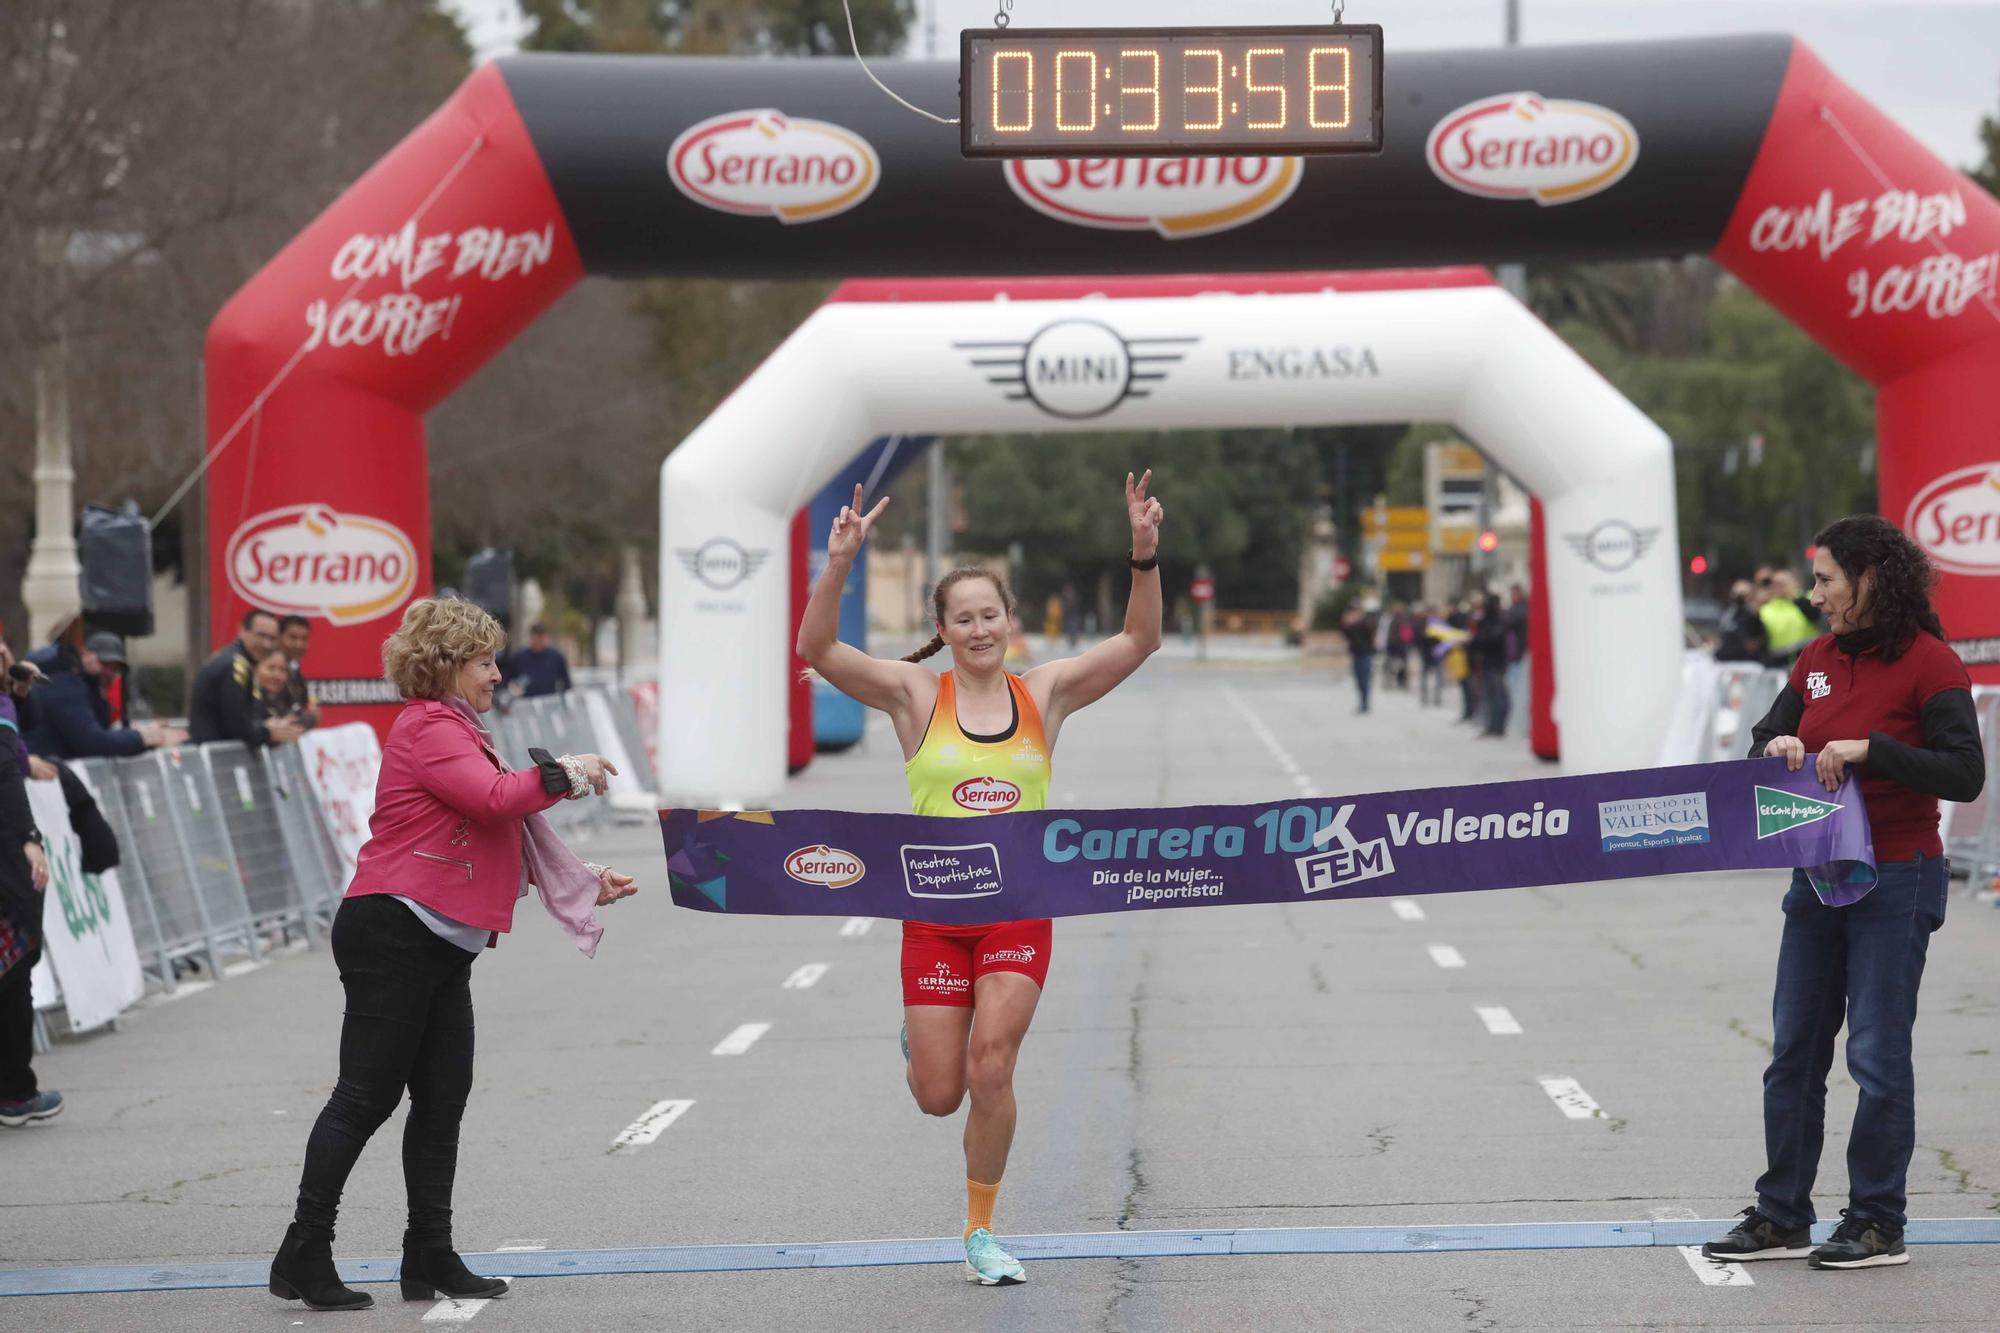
[[1944, 687, 2000, 889], [54, 686, 655, 1002], [1690, 662, 1784, 765]]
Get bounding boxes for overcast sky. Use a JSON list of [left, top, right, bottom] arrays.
[[445, 0, 1999, 168]]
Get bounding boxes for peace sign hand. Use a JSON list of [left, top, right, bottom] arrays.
[[828, 483, 891, 564], [1126, 469, 1165, 559]]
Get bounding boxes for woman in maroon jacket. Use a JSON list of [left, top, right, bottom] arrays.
[[1704, 516, 1984, 1272], [270, 598, 637, 1312]]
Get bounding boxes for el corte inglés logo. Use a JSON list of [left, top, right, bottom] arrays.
[[226, 505, 417, 627], [1005, 156, 1302, 240], [1427, 93, 1639, 205], [783, 844, 865, 889], [1905, 463, 2000, 577], [668, 110, 879, 224], [1754, 786, 1844, 840]]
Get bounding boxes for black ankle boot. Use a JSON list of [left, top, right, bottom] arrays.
[[399, 1237, 509, 1302], [270, 1222, 373, 1311]]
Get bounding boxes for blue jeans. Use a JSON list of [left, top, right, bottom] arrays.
[[1351, 651, 1374, 711], [1481, 667, 1510, 735], [1755, 854, 1948, 1230]]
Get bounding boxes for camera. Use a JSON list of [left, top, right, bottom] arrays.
[[7, 663, 39, 684]]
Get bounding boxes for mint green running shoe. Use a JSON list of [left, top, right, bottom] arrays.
[[963, 1228, 1026, 1286]]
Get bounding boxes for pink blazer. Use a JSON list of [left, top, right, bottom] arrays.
[[345, 699, 563, 933]]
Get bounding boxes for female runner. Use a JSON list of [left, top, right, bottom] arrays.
[[797, 470, 1164, 1286]]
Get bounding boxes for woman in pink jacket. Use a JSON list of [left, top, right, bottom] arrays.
[[269, 598, 637, 1312]]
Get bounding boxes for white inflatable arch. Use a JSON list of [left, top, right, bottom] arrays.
[[659, 269, 1681, 806]]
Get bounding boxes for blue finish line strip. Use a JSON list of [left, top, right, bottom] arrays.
[[8, 1219, 2000, 1296]]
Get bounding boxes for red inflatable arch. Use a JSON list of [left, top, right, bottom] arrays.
[[206, 36, 2000, 775]]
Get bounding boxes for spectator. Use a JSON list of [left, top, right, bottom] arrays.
[[252, 651, 305, 743], [502, 622, 571, 699], [22, 617, 182, 761], [1758, 569, 1817, 668], [1503, 584, 1531, 736], [191, 609, 301, 748], [1470, 591, 1512, 738], [1417, 605, 1448, 707], [0, 638, 57, 1127], [1714, 580, 1768, 663], [1340, 599, 1379, 714], [276, 617, 321, 730], [85, 633, 134, 726], [1446, 601, 1477, 722]]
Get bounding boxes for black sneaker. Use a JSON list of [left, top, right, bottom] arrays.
[[1701, 1206, 1812, 1260], [1808, 1210, 1908, 1269]]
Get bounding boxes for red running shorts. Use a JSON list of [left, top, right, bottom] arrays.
[[900, 919, 1052, 1007]]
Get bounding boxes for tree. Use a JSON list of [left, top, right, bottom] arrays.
[[1972, 94, 2000, 196]]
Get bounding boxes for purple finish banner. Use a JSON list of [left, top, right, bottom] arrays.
[[662, 758, 1877, 924]]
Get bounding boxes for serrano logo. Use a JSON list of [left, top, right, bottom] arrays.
[[667, 109, 879, 224], [1905, 463, 2000, 576], [1427, 93, 1638, 205], [784, 844, 865, 889], [955, 319, 1196, 420], [953, 776, 1021, 812], [226, 505, 417, 627], [1004, 156, 1302, 240]]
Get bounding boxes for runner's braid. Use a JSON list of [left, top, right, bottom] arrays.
[[901, 567, 1015, 663]]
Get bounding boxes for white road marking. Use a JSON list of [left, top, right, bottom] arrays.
[[1221, 683, 1313, 791], [494, 1239, 547, 1252], [1390, 899, 1426, 921], [838, 917, 873, 937], [611, 1099, 694, 1150], [1475, 1005, 1523, 1035], [712, 1022, 771, 1055], [1677, 1246, 1755, 1286], [782, 962, 830, 989], [1427, 944, 1467, 969], [422, 1298, 491, 1324], [1538, 1076, 1606, 1120]]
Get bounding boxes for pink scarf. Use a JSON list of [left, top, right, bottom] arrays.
[[447, 695, 604, 958]]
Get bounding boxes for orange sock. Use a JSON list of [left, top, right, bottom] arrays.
[[964, 1178, 1001, 1240]]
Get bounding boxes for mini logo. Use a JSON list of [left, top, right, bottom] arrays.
[[1563, 520, 1660, 573], [226, 505, 418, 627], [677, 539, 769, 591], [982, 945, 1038, 965], [1806, 671, 1831, 700], [952, 776, 1021, 812], [668, 109, 879, 224], [1905, 463, 2000, 576], [1597, 792, 1711, 853], [955, 319, 1196, 420], [1754, 785, 1845, 840], [1427, 93, 1639, 205], [1005, 156, 1302, 240], [783, 844, 865, 889]]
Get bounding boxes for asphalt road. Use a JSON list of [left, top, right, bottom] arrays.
[[4, 659, 1998, 1331]]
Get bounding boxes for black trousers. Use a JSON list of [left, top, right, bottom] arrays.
[[293, 895, 476, 1246], [0, 944, 42, 1102]]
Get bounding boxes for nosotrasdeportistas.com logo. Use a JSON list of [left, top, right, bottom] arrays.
[[1754, 787, 1844, 840], [1905, 463, 2000, 576], [1598, 793, 1711, 853], [783, 844, 865, 889], [1427, 93, 1639, 205], [954, 320, 1196, 420], [1005, 156, 1302, 240], [1294, 799, 1573, 894], [226, 504, 418, 627], [667, 110, 879, 224], [1563, 520, 1661, 573], [676, 539, 770, 591]]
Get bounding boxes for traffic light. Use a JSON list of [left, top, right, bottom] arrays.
[[1689, 555, 1709, 575], [1476, 529, 1499, 554]]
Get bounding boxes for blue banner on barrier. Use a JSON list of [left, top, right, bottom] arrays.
[[661, 758, 1876, 923]]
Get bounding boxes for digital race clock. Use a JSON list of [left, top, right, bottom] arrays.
[[960, 26, 1384, 159]]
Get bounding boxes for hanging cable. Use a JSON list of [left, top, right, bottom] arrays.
[[843, 0, 958, 125]]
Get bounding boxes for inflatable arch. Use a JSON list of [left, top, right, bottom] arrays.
[[204, 36, 2000, 801], [665, 268, 1676, 799]]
